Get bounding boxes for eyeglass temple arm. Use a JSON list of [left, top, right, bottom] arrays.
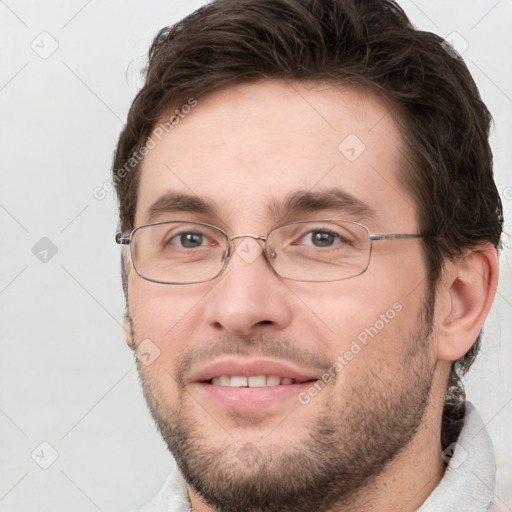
[[370, 234, 431, 241], [115, 232, 130, 245]]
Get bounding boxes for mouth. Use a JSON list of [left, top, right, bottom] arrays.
[[189, 357, 322, 384], [189, 358, 322, 413], [206, 375, 314, 387]]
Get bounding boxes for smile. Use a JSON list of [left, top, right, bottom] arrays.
[[208, 375, 310, 387]]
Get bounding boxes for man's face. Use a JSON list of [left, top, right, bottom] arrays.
[[126, 81, 438, 511]]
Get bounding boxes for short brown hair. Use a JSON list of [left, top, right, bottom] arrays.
[[112, 0, 503, 416]]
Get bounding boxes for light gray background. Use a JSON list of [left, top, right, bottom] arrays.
[[1, 1, 511, 511]]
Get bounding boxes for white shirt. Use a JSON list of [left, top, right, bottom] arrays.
[[135, 401, 496, 512]]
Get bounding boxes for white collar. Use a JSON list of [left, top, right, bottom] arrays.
[[418, 401, 496, 512]]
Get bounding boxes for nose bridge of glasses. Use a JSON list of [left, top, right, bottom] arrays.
[[227, 233, 268, 255], [224, 233, 273, 267], [228, 233, 267, 242]]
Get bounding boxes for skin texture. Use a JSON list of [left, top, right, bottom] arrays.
[[124, 81, 498, 511]]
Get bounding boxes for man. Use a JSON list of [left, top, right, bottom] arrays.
[[112, 0, 503, 510]]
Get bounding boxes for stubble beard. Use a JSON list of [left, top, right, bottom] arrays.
[[133, 299, 436, 512]]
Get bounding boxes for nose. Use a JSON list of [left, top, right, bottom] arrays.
[[204, 237, 293, 337]]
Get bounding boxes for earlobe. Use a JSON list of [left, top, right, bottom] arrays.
[[124, 309, 136, 350], [436, 243, 498, 362]]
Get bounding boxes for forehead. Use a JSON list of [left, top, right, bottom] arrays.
[[136, 80, 416, 232]]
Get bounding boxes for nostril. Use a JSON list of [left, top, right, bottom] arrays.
[[258, 320, 272, 325]]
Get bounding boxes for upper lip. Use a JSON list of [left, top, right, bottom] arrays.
[[188, 358, 322, 383]]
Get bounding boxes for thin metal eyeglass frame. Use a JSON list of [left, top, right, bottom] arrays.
[[115, 219, 431, 284]]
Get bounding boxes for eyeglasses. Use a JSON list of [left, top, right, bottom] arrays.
[[115, 219, 429, 284]]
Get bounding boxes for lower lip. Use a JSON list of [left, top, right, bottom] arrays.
[[192, 381, 316, 413]]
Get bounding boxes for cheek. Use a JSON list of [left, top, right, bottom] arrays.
[[293, 269, 426, 366], [290, 275, 412, 331], [322, 306, 426, 402], [127, 279, 206, 366]]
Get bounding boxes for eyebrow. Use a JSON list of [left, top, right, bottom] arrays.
[[145, 188, 374, 225], [268, 188, 375, 223], [146, 192, 216, 223]]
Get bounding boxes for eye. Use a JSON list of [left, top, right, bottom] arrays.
[[168, 231, 210, 249], [300, 229, 345, 247]]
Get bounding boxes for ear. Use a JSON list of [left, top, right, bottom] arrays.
[[124, 308, 136, 350], [435, 242, 499, 362]]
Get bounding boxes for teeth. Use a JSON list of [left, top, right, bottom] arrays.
[[248, 376, 266, 387], [210, 375, 299, 387], [230, 376, 247, 387], [266, 375, 281, 386]]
